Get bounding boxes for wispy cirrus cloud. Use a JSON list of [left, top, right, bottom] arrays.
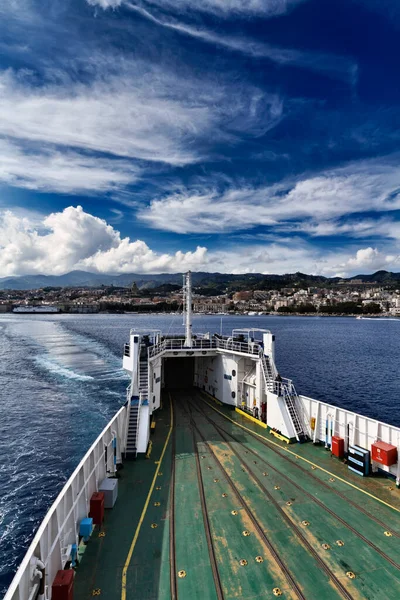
[[0, 139, 139, 194], [0, 65, 283, 193], [139, 157, 400, 234], [122, 2, 357, 85], [87, 0, 304, 18]]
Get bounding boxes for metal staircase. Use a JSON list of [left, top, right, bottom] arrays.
[[125, 400, 139, 457], [139, 360, 149, 401], [259, 350, 307, 442], [259, 351, 276, 392], [281, 381, 306, 441], [125, 360, 149, 458]]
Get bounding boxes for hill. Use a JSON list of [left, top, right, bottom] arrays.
[[0, 270, 397, 291]]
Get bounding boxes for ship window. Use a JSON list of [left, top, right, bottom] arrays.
[[153, 396, 156, 403], [231, 391, 236, 399], [232, 370, 236, 377], [154, 373, 156, 379]]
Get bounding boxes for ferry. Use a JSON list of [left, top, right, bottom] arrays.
[[5, 272, 400, 600], [12, 306, 60, 314]]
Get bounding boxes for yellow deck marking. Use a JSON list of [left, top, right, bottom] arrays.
[[145, 440, 153, 459], [121, 397, 173, 600], [234, 407, 267, 428], [202, 396, 400, 515]]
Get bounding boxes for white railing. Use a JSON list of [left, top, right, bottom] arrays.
[[300, 394, 400, 476], [4, 405, 128, 600], [124, 383, 132, 452], [148, 337, 266, 358], [215, 338, 260, 355], [148, 338, 216, 358]]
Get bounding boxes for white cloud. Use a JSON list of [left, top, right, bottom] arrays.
[[0, 66, 282, 186], [0, 205, 399, 277], [0, 206, 209, 276], [88, 0, 302, 17], [87, 0, 123, 8], [0, 139, 138, 193], [122, 3, 355, 85], [81, 239, 208, 273], [139, 158, 400, 234], [341, 247, 400, 272]]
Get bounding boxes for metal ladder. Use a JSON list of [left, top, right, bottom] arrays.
[[139, 359, 149, 401], [259, 352, 275, 392], [259, 351, 306, 442], [282, 382, 305, 441], [125, 400, 140, 457]]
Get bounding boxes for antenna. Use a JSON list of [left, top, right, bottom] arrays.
[[184, 271, 193, 347]]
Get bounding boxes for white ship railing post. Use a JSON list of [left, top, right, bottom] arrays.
[[184, 271, 193, 348]]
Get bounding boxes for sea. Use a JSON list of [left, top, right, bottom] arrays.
[[1, 313, 399, 595]]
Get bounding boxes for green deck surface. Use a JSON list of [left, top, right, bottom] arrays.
[[74, 391, 400, 600]]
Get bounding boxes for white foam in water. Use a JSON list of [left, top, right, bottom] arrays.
[[34, 356, 94, 381]]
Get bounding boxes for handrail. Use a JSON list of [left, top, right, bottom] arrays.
[[4, 405, 127, 600]]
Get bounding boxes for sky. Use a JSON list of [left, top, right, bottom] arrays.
[[1, 0, 400, 277]]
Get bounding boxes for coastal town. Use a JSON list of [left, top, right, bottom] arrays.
[[1, 278, 400, 316]]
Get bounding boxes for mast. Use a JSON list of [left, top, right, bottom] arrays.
[[184, 271, 193, 347]]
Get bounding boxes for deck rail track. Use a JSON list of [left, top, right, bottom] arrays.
[[199, 393, 400, 540], [187, 397, 356, 600], [193, 399, 400, 577], [177, 398, 225, 600], [180, 400, 308, 600], [170, 426, 178, 600]]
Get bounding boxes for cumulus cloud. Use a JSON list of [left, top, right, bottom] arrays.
[[139, 158, 400, 234], [0, 206, 209, 276], [0, 205, 399, 277], [341, 247, 400, 272]]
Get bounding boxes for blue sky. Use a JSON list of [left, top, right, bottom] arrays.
[[1, 0, 400, 276]]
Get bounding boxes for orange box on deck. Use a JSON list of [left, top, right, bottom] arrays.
[[90, 491, 105, 525], [331, 436, 344, 458], [371, 441, 398, 466], [52, 569, 74, 600]]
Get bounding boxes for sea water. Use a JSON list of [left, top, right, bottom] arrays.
[[0, 313, 399, 594]]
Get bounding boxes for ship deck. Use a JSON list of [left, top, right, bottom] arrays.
[[74, 390, 400, 600]]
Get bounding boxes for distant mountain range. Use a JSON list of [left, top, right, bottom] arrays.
[[0, 269, 400, 291]]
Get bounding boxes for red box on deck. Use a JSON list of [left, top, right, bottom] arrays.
[[52, 569, 74, 600], [371, 441, 398, 466], [331, 436, 344, 459], [90, 492, 105, 525]]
